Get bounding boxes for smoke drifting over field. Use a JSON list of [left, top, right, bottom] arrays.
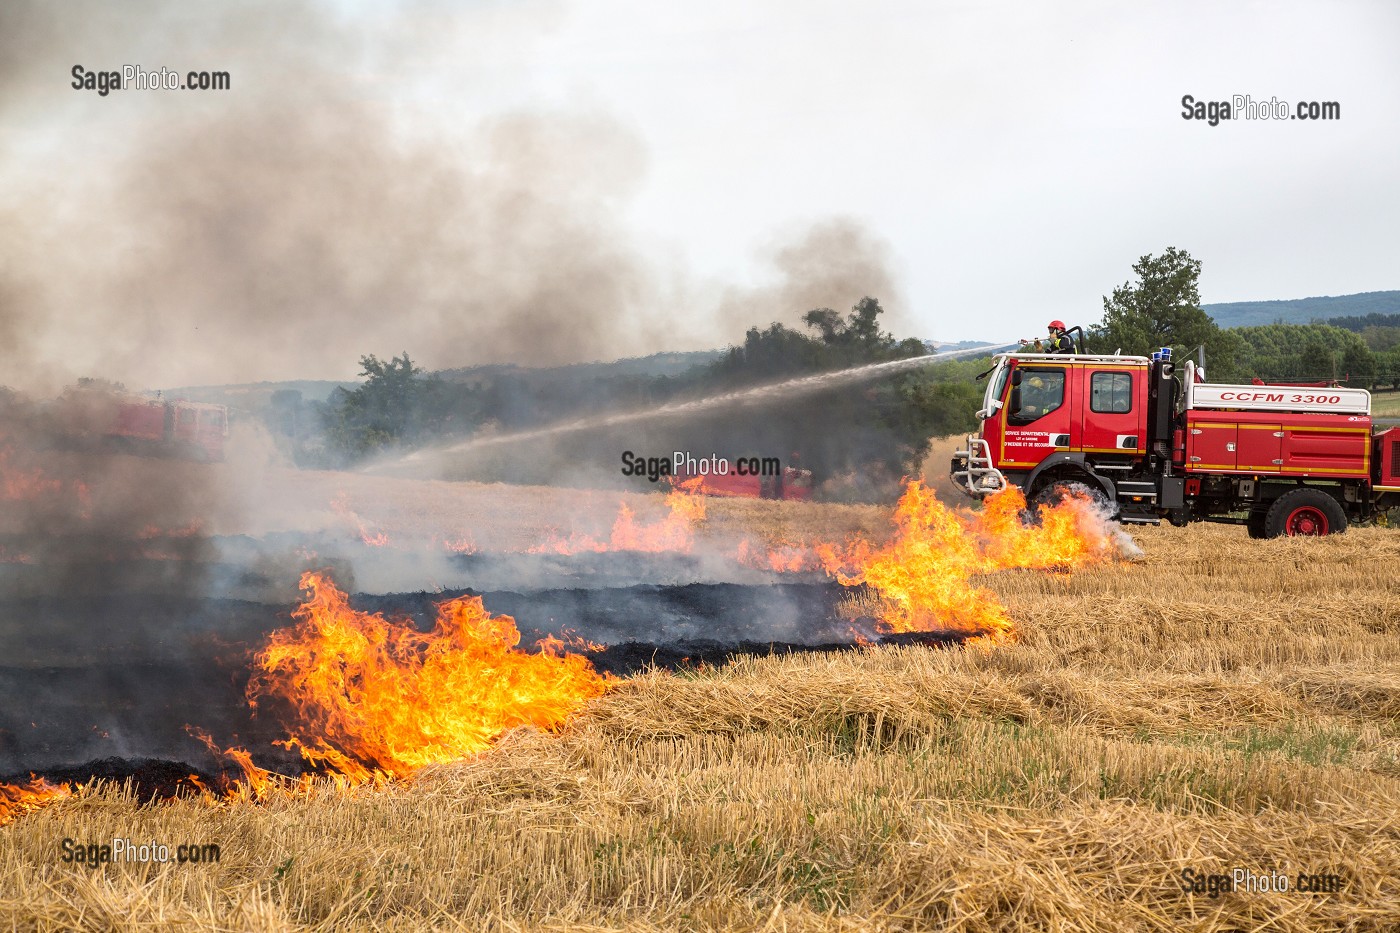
[[0, 392, 220, 580], [717, 218, 910, 335], [0, 1, 906, 392], [0, 1, 641, 388], [0, 0, 943, 789]]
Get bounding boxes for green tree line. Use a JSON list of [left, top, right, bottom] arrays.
[[302, 298, 985, 500]]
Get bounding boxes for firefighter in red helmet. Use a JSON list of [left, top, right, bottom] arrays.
[[1046, 320, 1075, 354]]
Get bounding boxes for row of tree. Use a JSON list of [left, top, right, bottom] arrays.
[[1229, 323, 1400, 389], [687, 298, 980, 498], [296, 298, 981, 500]]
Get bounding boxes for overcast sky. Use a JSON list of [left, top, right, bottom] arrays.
[[519, 1, 1400, 326], [2, 0, 1397, 388]]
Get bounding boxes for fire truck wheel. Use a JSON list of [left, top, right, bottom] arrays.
[[1028, 480, 1115, 525], [1263, 488, 1347, 538]]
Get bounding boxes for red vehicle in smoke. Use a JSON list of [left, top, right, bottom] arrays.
[[951, 348, 1400, 537], [108, 397, 229, 462], [674, 465, 815, 501], [51, 390, 230, 463], [668, 452, 815, 501]]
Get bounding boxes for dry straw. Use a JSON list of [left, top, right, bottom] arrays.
[[2, 521, 1397, 930]]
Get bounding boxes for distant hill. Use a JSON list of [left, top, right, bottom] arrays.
[[923, 340, 996, 353], [162, 352, 729, 408], [1204, 291, 1400, 329], [436, 350, 725, 386]]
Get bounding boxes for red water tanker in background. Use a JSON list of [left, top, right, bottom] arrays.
[[108, 397, 229, 462], [673, 461, 815, 501], [952, 347, 1400, 537], [50, 390, 230, 462]]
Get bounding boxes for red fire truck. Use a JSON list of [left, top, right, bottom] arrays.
[[52, 389, 230, 462], [951, 350, 1400, 536], [108, 397, 229, 462], [673, 464, 814, 500]]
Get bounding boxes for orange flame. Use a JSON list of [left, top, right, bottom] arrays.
[[246, 572, 611, 783], [186, 727, 288, 801], [531, 480, 707, 554], [137, 520, 205, 540], [0, 544, 31, 564], [0, 437, 90, 515], [0, 482, 1122, 825], [0, 433, 63, 503], [974, 485, 1119, 570], [0, 776, 73, 826], [734, 538, 823, 573], [820, 482, 1121, 641], [436, 534, 477, 554], [329, 493, 390, 547]]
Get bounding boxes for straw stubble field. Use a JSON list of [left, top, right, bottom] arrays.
[[2, 499, 1398, 931]]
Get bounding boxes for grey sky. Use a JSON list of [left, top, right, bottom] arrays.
[[520, 1, 1399, 331], [2, 0, 1396, 388]]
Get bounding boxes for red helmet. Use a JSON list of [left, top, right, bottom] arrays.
[[1048, 320, 1065, 331]]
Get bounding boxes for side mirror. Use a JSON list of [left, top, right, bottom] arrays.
[[1010, 370, 1023, 387]]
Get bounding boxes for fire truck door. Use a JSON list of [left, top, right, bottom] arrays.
[[999, 365, 1070, 469]]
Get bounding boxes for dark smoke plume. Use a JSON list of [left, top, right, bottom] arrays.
[[716, 218, 911, 335], [0, 1, 914, 392], [0, 0, 673, 390]]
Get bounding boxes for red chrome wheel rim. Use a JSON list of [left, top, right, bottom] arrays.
[[1285, 506, 1328, 536]]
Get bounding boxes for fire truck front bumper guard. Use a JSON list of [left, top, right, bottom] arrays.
[[951, 435, 1007, 498]]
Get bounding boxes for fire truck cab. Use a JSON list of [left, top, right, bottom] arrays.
[[951, 351, 1400, 536]]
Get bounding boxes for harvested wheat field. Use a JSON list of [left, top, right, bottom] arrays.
[[3, 509, 1399, 931]]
